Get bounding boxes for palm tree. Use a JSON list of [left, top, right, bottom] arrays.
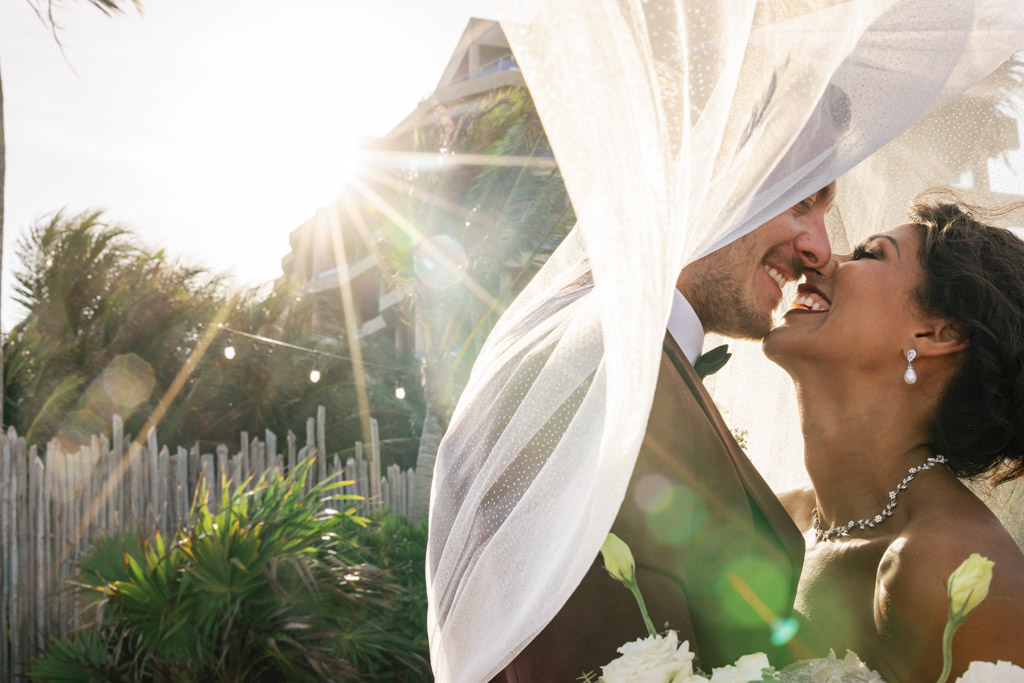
[[5, 209, 224, 445], [0, 0, 140, 428]]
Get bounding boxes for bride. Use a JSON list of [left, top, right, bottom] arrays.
[[766, 193, 1024, 680]]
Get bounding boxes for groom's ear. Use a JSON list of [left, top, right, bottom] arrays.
[[913, 318, 969, 358]]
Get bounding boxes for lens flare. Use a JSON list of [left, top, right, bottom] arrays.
[[414, 235, 468, 289], [642, 482, 707, 547], [101, 354, 156, 410], [718, 558, 789, 629]]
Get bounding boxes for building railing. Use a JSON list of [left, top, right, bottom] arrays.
[[451, 53, 519, 85]]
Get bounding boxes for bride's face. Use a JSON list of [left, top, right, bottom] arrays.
[[763, 223, 929, 375]]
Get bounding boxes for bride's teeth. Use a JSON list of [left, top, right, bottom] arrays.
[[788, 292, 830, 312]]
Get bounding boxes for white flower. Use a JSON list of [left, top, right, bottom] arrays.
[[956, 660, 1024, 683], [600, 631, 695, 683], [710, 653, 771, 682]]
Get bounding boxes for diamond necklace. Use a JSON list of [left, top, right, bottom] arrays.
[[811, 454, 948, 542]]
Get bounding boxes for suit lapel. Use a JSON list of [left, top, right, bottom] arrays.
[[661, 336, 805, 570]]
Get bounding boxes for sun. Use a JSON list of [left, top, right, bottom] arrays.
[[278, 131, 365, 213]]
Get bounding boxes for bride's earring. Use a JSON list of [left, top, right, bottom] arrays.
[[904, 349, 918, 385]]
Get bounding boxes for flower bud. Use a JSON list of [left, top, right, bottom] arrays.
[[947, 553, 994, 618], [601, 533, 636, 585]]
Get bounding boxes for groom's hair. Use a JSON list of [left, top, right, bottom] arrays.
[[910, 190, 1024, 484]]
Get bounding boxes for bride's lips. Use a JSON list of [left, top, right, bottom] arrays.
[[787, 283, 831, 313]]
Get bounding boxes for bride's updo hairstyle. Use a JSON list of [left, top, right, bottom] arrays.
[[910, 189, 1024, 483]]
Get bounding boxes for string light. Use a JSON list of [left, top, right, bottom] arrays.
[[214, 325, 419, 387]]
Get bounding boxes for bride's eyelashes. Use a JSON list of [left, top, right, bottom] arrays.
[[851, 243, 882, 260]]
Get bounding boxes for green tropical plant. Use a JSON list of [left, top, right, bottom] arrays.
[[30, 461, 430, 682], [350, 512, 430, 657]]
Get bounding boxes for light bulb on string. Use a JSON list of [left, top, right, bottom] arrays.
[[309, 356, 321, 383], [395, 382, 406, 400], [224, 335, 236, 360]]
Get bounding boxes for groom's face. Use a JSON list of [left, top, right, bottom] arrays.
[[679, 183, 835, 340]]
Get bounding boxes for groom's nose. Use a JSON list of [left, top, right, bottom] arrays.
[[792, 181, 835, 271], [802, 254, 841, 283], [793, 215, 832, 270], [814, 256, 840, 278]]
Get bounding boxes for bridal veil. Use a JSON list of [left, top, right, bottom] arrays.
[[426, 2, 1024, 680]]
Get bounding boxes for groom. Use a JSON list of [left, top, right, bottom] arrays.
[[499, 182, 836, 680]]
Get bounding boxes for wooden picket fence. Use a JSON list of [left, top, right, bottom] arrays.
[[0, 406, 419, 681]]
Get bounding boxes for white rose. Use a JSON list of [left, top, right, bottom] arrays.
[[601, 631, 695, 683], [956, 660, 1024, 683], [709, 653, 772, 682]]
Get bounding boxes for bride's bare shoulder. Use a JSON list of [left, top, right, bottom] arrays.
[[777, 486, 814, 531], [875, 515, 1024, 675]]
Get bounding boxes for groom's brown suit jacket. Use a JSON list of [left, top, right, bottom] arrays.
[[497, 335, 805, 681]]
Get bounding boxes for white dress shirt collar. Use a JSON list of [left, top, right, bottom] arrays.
[[666, 288, 704, 366]]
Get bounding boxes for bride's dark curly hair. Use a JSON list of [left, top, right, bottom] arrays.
[[910, 190, 1024, 483]]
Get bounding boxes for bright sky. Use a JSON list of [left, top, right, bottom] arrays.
[[0, 0, 496, 329]]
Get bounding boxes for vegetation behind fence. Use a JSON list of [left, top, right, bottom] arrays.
[[0, 406, 417, 681]]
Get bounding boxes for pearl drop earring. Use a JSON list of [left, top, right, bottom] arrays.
[[904, 349, 918, 385]]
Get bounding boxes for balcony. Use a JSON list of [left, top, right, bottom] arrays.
[[304, 253, 378, 293]]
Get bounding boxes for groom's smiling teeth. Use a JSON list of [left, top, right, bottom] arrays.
[[790, 291, 831, 312], [764, 265, 788, 289]]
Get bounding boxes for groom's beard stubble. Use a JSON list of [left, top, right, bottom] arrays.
[[685, 244, 798, 341], [688, 270, 771, 341]]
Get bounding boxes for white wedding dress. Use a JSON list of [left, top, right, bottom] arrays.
[[426, 2, 1024, 681]]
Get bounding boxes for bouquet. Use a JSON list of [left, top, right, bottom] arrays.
[[588, 536, 1023, 683]]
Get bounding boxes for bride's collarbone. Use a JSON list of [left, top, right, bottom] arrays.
[[802, 533, 893, 595], [802, 523, 897, 566], [794, 538, 887, 661], [798, 535, 894, 620]]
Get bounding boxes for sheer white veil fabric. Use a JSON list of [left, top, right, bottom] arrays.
[[426, 2, 1024, 681]]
